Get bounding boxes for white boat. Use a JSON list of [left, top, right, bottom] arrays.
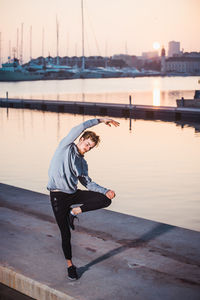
[[121, 67, 141, 77], [82, 67, 122, 78]]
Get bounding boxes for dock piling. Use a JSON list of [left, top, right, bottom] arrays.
[[129, 95, 132, 107], [181, 97, 185, 107]]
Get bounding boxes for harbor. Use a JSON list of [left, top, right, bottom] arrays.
[[0, 57, 144, 81], [1, 0, 200, 297]]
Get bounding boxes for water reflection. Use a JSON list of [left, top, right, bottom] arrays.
[[0, 108, 200, 231], [0, 77, 198, 107], [4, 89, 194, 107], [129, 117, 132, 132], [153, 88, 160, 106], [175, 121, 200, 135], [4, 105, 200, 137], [127, 116, 200, 134]]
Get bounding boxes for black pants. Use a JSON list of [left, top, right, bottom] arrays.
[[50, 189, 111, 260]]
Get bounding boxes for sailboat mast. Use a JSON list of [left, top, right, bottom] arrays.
[[20, 23, 23, 64], [42, 27, 44, 57], [9, 40, 11, 61], [0, 32, 1, 67], [17, 28, 19, 59], [81, 0, 85, 70], [30, 26, 32, 60], [56, 16, 59, 65], [105, 41, 108, 68]]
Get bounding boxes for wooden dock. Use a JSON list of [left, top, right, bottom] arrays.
[[1, 97, 200, 122]]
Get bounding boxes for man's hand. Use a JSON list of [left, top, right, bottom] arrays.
[[106, 190, 116, 199], [99, 118, 120, 127]]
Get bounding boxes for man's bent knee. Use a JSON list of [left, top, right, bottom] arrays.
[[104, 197, 112, 207]]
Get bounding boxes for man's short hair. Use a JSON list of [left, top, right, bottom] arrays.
[[80, 131, 100, 147]]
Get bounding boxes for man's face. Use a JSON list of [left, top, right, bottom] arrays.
[[77, 138, 96, 155]]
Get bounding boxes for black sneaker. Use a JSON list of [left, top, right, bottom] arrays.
[[68, 265, 78, 280], [67, 212, 79, 230]]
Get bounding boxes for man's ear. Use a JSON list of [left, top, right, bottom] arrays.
[[79, 137, 84, 142]]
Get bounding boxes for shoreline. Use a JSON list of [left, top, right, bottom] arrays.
[[0, 73, 200, 83]]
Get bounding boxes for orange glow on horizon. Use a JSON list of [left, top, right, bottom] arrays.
[[0, 0, 199, 62]]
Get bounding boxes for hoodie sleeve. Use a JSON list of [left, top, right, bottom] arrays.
[[59, 119, 100, 148], [78, 159, 109, 195], [78, 175, 109, 195]]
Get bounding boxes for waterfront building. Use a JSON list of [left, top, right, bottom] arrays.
[[141, 51, 159, 60], [168, 41, 181, 57], [26, 55, 126, 69], [165, 52, 200, 74], [112, 54, 138, 67], [137, 51, 160, 71]]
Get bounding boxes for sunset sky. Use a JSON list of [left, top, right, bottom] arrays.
[[0, 0, 199, 62]]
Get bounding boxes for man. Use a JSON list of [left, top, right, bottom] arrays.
[[47, 117, 120, 280]]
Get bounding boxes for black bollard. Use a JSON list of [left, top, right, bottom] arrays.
[[181, 97, 184, 107]]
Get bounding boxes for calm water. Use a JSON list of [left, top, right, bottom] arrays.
[[0, 107, 200, 231], [0, 76, 200, 106]]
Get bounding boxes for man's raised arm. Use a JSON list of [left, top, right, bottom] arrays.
[[59, 118, 100, 148], [58, 118, 120, 148]]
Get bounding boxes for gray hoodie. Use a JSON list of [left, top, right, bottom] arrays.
[[47, 118, 109, 195]]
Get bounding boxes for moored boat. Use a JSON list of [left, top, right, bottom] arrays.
[[0, 58, 44, 81], [176, 90, 200, 108]]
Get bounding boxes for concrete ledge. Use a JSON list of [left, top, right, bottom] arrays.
[[0, 183, 200, 300], [0, 266, 75, 300]]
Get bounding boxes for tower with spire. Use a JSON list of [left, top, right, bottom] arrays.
[[161, 46, 166, 74]]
